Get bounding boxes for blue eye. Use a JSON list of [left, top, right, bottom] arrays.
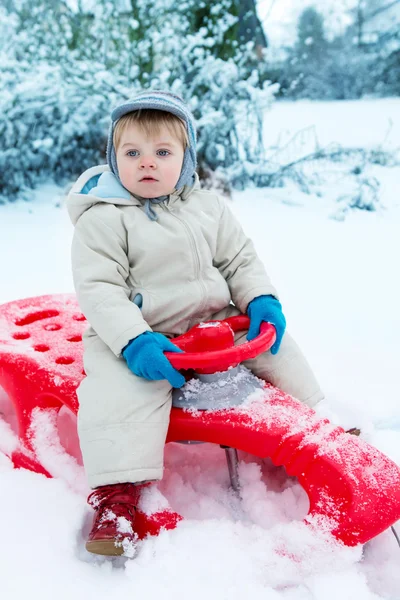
[[125, 149, 170, 157]]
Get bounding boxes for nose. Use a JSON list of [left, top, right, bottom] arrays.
[[139, 155, 156, 169]]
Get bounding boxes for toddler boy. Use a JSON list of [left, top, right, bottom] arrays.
[[67, 90, 323, 556]]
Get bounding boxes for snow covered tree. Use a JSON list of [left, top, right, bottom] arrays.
[[297, 6, 328, 59], [379, 43, 400, 94], [347, 0, 400, 46], [280, 7, 331, 99]]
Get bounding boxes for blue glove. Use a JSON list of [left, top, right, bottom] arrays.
[[122, 331, 185, 388], [246, 295, 286, 355]]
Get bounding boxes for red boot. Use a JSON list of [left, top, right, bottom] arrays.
[[85, 482, 145, 556]]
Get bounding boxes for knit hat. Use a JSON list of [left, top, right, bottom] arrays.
[[106, 90, 197, 211]]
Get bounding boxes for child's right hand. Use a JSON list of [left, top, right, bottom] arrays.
[[122, 331, 185, 388]]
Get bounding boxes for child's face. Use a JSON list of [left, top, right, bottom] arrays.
[[116, 122, 185, 198]]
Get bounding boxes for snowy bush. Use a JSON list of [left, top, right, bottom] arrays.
[[0, 0, 277, 202], [0, 60, 122, 203], [160, 43, 278, 192]]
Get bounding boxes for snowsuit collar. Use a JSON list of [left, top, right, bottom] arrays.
[[66, 165, 200, 225]]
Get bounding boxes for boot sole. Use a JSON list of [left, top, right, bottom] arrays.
[[86, 539, 124, 556]]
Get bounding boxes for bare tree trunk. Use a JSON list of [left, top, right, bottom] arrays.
[[357, 0, 365, 47]]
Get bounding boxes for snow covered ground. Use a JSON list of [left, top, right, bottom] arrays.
[[0, 98, 399, 599], [263, 98, 400, 152]]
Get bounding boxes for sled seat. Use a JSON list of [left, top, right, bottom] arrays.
[[1, 293, 400, 547]]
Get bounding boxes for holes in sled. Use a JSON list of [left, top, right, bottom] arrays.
[[43, 323, 62, 331], [33, 344, 50, 353], [12, 331, 30, 340], [67, 335, 82, 343], [72, 313, 86, 322], [55, 356, 75, 365], [14, 310, 60, 327]]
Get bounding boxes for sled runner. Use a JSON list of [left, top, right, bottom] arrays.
[[1, 293, 400, 546]]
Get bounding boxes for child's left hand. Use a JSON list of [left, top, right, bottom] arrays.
[[246, 295, 286, 354]]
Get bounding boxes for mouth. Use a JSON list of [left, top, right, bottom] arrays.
[[140, 177, 158, 182]]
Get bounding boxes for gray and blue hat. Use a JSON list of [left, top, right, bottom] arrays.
[[106, 90, 197, 197]]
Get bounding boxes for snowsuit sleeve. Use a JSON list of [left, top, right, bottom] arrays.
[[71, 207, 151, 356], [213, 196, 279, 313]]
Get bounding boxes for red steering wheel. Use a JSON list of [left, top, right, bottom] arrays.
[[165, 315, 276, 374]]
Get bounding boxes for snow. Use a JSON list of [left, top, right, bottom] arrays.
[[263, 97, 400, 152], [0, 98, 400, 598]]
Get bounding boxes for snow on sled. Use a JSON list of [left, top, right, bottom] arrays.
[[0, 293, 400, 547]]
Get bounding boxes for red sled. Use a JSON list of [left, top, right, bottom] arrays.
[[1, 293, 400, 547]]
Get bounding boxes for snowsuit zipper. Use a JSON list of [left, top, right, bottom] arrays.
[[163, 204, 207, 316]]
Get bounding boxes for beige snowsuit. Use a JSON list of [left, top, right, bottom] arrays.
[[67, 165, 323, 488]]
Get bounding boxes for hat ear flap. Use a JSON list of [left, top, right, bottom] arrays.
[[106, 123, 119, 179]]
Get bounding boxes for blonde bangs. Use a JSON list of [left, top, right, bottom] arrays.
[[113, 109, 188, 151]]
